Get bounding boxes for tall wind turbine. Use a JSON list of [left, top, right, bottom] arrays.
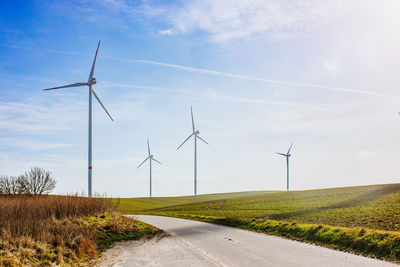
[[276, 143, 293, 191], [43, 41, 113, 197], [137, 138, 161, 198], [177, 106, 209, 196]]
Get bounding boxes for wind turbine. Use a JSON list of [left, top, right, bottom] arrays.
[[137, 138, 161, 198], [43, 41, 113, 197], [177, 106, 209, 196], [276, 143, 293, 191]]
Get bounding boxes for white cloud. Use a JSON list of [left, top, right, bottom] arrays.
[[0, 138, 74, 150], [158, 29, 176, 35], [146, 0, 342, 43], [93, 0, 343, 43], [323, 61, 340, 74], [356, 150, 376, 159], [0, 98, 84, 134]]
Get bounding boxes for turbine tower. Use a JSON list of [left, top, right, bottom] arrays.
[[177, 106, 208, 196], [276, 143, 293, 191], [137, 138, 161, 198], [43, 41, 113, 197]]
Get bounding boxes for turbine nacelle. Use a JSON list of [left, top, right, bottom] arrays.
[[138, 138, 162, 168], [88, 77, 97, 86], [195, 130, 200, 135]]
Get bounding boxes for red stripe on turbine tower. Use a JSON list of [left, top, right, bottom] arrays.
[[88, 166, 92, 170]]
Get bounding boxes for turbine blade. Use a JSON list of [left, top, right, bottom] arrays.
[[43, 82, 87, 91], [152, 158, 162, 164], [147, 138, 151, 156], [276, 152, 287, 156], [137, 157, 150, 168], [197, 135, 209, 145], [177, 132, 195, 150], [287, 143, 294, 154], [191, 106, 195, 132], [91, 88, 114, 121], [88, 41, 101, 81]]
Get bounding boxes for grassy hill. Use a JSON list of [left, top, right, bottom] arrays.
[[118, 184, 400, 231], [142, 183, 400, 231], [117, 183, 400, 261], [115, 191, 272, 214]]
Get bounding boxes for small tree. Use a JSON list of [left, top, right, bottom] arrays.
[[0, 175, 8, 194], [23, 167, 56, 195], [0, 175, 27, 195], [16, 175, 29, 194]]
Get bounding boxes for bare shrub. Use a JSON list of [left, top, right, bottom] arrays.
[[23, 167, 56, 195], [0, 167, 56, 196], [0, 175, 27, 195]]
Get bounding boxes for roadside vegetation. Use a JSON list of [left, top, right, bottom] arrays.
[[0, 168, 157, 266], [119, 183, 400, 262]]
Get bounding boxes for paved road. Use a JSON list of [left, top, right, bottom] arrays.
[[95, 232, 215, 267], [126, 215, 397, 267]]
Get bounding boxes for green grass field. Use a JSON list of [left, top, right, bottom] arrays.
[[115, 191, 271, 214], [118, 183, 400, 231], [116, 183, 400, 261]]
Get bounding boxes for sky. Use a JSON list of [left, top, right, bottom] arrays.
[[1, 0, 400, 197]]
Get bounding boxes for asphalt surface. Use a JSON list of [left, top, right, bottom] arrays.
[[95, 231, 215, 267], [96, 215, 398, 266], [131, 215, 398, 267]]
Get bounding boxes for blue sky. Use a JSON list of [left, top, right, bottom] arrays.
[[1, 0, 400, 197]]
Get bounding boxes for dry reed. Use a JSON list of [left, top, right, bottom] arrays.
[[0, 195, 114, 266]]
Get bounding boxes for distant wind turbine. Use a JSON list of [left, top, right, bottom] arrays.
[[137, 138, 161, 198], [277, 143, 293, 191], [43, 41, 113, 197], [177, 106, 209, 196]]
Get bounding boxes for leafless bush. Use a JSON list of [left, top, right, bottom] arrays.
[[22, 167, 56, 195], [0, 175, 27, 195], [0, 167, 56, 195]]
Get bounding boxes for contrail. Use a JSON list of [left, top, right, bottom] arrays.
[[1, 44, 89, 57], [104, 57, 394, 99], [2, 43, 396, 99], [99, 82, 333, 110]]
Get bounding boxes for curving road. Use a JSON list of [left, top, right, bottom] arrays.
[[97, 215, 398, 267]]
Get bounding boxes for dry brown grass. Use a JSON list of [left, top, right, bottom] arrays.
[[0, 195, 111, 239], [0, 195, 133, 266]]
